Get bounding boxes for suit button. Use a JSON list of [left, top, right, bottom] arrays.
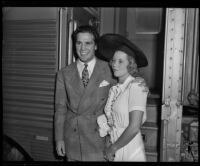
[[74, 128, 77, 132]]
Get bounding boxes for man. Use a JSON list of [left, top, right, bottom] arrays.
[[54, 25, 147, 161], [54, 25, 115, 161]]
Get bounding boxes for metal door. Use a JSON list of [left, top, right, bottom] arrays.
[[160, 8, 187, 161], [58, 7, 100, 68]]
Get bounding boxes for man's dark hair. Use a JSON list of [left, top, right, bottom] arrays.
[[72, 25, 99, 44]]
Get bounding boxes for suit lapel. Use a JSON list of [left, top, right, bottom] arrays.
[[77, 59, 104, 114], [85, 59, 103, 92], [69, 62, 85, 97]]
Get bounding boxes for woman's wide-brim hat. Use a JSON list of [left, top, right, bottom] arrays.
[[97, 34, 148, 68]]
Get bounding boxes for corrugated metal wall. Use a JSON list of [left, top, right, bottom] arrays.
[[3, 19, 59, 160]]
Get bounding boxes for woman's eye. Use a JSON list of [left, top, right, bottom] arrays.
[[76, 41, 81, 45], [86, 41, 92, 45]]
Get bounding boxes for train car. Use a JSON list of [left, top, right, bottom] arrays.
[[2, 7, 199, 162]]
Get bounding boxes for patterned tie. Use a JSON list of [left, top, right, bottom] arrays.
[[82, 63, 89, 87]]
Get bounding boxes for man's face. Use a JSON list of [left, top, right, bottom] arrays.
[[75, 32, 97, 63]]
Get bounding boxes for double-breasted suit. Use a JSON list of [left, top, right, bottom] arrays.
[[54, 58, 115, 161]]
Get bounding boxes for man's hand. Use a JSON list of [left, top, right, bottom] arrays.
[[134, 77, 149, 93], [103, 145, 116, 161], [56, 140, 66, 156], [105, 135, 112, 148]]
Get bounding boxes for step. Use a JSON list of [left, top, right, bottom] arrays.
[[146, 150, 158, 162], [146, 96, 160, 123], [141, 122, 159, 157]]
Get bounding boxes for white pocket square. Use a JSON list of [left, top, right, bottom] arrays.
[[99, 80, 110, 87]]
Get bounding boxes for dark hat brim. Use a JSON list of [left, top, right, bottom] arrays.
[[97, 34, 148, 68]]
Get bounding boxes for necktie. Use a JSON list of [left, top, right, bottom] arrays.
[[82, 63, 89, 87]]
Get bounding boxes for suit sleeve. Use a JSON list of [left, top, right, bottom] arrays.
[[54, 70, 67, 142]]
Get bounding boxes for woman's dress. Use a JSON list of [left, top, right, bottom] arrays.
[[97, 75, 148, 161]]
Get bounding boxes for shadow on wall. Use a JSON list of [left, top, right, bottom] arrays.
[[3, 135, 33, 161]]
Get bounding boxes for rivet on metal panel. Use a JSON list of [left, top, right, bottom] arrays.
[[165, 98, 171, 105], [35, 135, 49, 141], [168, 157, 175, 161], [176, 101, 181, 107], [162, 105, 171, 120], [167, 143, 176, 148]]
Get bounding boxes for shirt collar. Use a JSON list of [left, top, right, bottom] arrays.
[[117, 75, 134, 92], [77, 57, 96, 77]]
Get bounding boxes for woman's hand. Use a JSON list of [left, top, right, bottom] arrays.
[[105, 135, 112, 148], [134, 77, 149, 93], [103, 145, 117, 161]]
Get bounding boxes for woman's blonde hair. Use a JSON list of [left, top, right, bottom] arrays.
[[127, 54, 140, 77]]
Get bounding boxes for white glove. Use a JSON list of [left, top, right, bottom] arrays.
[[97, 114, 111, 137]]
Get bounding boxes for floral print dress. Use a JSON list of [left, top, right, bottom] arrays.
[[97, 75, 148, 161]]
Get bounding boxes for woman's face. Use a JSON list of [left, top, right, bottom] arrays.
[[111, 50, 130, 81], [75, 32, 97, 63]]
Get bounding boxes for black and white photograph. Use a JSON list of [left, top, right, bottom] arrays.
[[2, 5, 199, 164]]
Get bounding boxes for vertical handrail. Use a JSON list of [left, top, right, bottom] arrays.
[[181, 8, 188, 103], [58, 8, 63, 70], [73, 21, 78, 63], [67, 20, 78, 65], [67, 20, 74, 65], [192, 8, 199, 92]]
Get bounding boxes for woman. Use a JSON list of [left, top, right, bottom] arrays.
[[97, 34, 149, 161]]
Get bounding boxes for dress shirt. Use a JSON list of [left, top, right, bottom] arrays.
[[77, 57, 96, 79]]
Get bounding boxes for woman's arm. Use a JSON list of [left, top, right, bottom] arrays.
[[104, 110, 143, 160]]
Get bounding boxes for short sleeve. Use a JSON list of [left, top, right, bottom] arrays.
[[128, 82, 148, 123]]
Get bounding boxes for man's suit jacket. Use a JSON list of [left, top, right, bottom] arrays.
[[54, 58, 115, 161]]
